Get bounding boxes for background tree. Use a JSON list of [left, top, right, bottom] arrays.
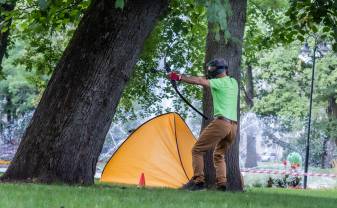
[[241, 0, 288, 168], [281, 0, 337, 51], [0, 43, 37, 147], [0, 42, 37, 124], [0, 0, 16, 73], [253, 42, 337, 168], [314, 53, 337, 168], [242, 65, 257, 168]]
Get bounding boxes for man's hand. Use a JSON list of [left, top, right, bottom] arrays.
[[167, 71, 209, 87], [167, 71, 182, 81]]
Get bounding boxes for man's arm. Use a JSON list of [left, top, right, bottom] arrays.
[[180, 74, 210, 87]]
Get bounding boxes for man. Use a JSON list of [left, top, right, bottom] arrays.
[[167, 58, 238, 191]]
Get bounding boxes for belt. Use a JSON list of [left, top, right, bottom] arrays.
[[215, 116, 237, 124]]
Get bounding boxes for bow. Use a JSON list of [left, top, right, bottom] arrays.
[[164, 57, 208, 120]]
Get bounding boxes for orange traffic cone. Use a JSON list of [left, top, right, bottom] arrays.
[[138, 172, 145, 188]]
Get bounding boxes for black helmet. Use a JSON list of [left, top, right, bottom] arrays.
[[206, 58, 228, 78]]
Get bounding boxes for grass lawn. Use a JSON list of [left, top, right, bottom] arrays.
[[1, 183, 337, 208]]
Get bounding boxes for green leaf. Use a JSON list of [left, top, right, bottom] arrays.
[[332, 42, 337, 52], [322, 26, 330, 33], [297, 35, 305, 42], [1, 26, 8, 33], [320, 34, 327, 39], [311, 24, 318, 33], [299, 29, 306, 35], [115, 0, 125, 9]]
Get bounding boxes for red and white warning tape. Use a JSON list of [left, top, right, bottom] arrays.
[[241, 168, 337, 178]]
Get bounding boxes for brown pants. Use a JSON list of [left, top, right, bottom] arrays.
[[192, 119, 237, 186]]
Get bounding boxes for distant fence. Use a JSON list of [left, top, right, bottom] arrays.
[[241, 168, 337, 178]]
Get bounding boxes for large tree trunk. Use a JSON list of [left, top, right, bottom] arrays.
[[202, 0, 247, 191], [0, 1, 16, 68], [1, 0, 169, 184], [244, 65, 257, 168], [201, 91, 215, 187]]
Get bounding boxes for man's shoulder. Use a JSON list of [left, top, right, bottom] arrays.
[[213, 77, 237, 83], [210, 76, 238, 90], [223, 77, 238, 85]]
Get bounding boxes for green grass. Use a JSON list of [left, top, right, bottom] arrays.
[[0, 183, 337, 208]]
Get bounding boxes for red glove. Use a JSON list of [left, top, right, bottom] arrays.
[[167, 71, 182, 81]]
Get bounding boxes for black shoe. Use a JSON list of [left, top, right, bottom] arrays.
[[181, 180, 205, 191], [181, 179, 195, 190], [216, 184, 227, 191]]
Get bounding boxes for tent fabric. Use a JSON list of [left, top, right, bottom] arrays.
[[100, 113, 196, 188]]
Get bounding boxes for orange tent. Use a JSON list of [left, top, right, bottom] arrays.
[[100, 113, 196, 188], [0, 160, 10, 165]]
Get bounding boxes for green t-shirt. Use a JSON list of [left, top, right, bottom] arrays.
[[209, 76, 238, 121]]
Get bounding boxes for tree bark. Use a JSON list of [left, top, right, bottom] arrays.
[[201, 74, 215, 187], [244, 65, 257, 168], [244, 65, 254, 109], [327, 97, 337, 117], [322, 96, 337, 162], [5, 94, 12, 124], [201, 0, 247, 191], [321, 136, 329, 169], [1, 0, 169, 184], [245, 135, 257, 168], [0, 1, 16, 69], [320, 136, 336, 169]]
